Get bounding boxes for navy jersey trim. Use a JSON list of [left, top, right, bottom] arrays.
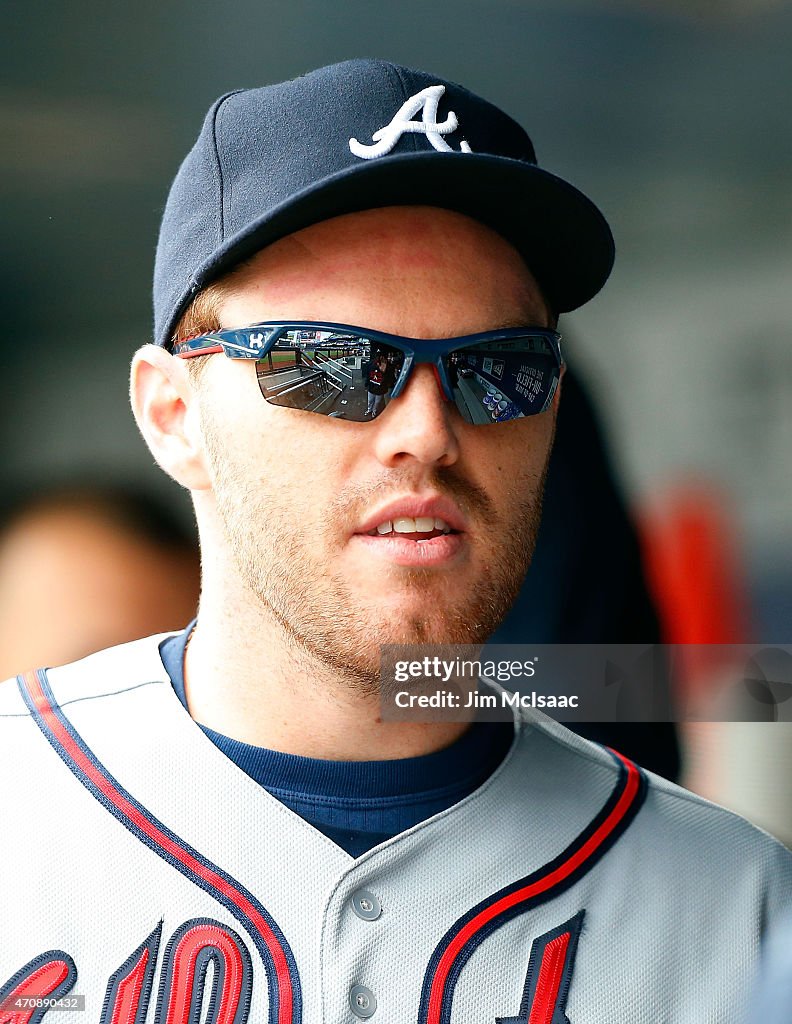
[[496, 910, 585, 1024], [100, 922, 162, 1024], [17, 669, 302, 1024], [154, 919, 253, 1024], [418, 749, 646, 1024]]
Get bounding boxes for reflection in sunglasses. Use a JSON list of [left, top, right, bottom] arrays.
[[253, 331, 558, 423], [171, 325, 560, 423]]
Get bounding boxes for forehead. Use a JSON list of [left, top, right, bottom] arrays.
[[217, 206, 551, 332]]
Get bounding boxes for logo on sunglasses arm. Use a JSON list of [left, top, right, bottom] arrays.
[[349, 85, 473, 160]]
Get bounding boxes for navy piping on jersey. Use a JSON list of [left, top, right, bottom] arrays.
[[153, 918, 253, 1024], [496, 910, 586, 1023], [16, 669, 302, 1024], [99, 922, 162, 1024], [417, 748, 646, 1024]]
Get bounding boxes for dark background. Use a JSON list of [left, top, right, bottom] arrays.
[[3, 0, 791, 631]]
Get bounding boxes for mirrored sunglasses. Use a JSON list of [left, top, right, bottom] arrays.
[[172, 321, 563, 425]]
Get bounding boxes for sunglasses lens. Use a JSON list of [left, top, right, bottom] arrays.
[[255, 329, 405, 421], [251, 327, 558, 423], [446, 334, 560, 423]]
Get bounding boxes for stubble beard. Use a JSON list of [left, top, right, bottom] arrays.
[[201, 414, 550, 697]]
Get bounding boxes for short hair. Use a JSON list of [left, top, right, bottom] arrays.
[[169, 253, 263, 380], [171, 285, 226, 347]]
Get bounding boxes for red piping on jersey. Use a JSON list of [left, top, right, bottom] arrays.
[[425, 750, 642, 1024], [527, 932, 570, 1024], [20, 670, 295, 1024]]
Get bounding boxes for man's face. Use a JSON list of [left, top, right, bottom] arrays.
[[194, 206, 557, 687]]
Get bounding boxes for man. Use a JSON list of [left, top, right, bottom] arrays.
[[365, 352, 390, 418], [0, 60, 789, 1024]]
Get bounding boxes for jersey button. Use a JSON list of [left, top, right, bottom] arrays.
[[351, 889, 382, 921], [349, 985, 377, 1018]]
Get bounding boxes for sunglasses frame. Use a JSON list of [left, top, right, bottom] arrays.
[[172, 320, 564, 414]]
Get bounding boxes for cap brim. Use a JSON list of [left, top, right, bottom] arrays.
[[174, 152, 614, 343]]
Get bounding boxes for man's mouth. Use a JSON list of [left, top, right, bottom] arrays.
[[365, 517, 456, 544], [351, 497, 467, 566]]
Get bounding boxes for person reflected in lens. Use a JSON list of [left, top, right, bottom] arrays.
[[365, 352, 390, 418], [447, 353, 460, 389], [383, 351, 397, 405]]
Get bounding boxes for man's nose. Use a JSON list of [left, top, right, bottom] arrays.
[[371, 364, 461, 468]]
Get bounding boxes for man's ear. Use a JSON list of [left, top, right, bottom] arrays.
[[130, 345, 212, 491]]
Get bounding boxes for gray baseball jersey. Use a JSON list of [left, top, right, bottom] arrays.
[[1, 634, 790, 1024]]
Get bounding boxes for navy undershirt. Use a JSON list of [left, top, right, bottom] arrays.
[[159, 625, 514, 857]]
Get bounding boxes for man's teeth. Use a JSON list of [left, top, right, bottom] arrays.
[[375, 517, 451, 536]]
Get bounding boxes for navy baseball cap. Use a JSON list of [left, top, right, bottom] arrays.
[[154, 59, 615, 348]]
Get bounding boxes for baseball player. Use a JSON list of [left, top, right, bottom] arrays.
[[1, 60, 790, 1024]]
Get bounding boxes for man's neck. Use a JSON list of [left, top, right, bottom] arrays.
[[182, 595, 470, 762]]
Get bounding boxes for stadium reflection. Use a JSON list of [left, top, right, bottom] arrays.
[[254, 329, 559, 423]]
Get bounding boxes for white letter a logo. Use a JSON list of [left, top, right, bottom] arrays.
[[349, 85, 473, 160]]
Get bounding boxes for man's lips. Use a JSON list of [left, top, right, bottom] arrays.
[[353, 495, 468, 538], [351, 495, 468, 567], [351, 531, 464, 566]]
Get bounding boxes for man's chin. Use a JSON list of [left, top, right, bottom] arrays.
[[339, 564, 526, 650], [355, 590, 512, 649], [298, 615, 493, 698]]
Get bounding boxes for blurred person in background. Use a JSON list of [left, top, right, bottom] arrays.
[[491, 362, 680, 781], [0, 483, 199, 678]]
